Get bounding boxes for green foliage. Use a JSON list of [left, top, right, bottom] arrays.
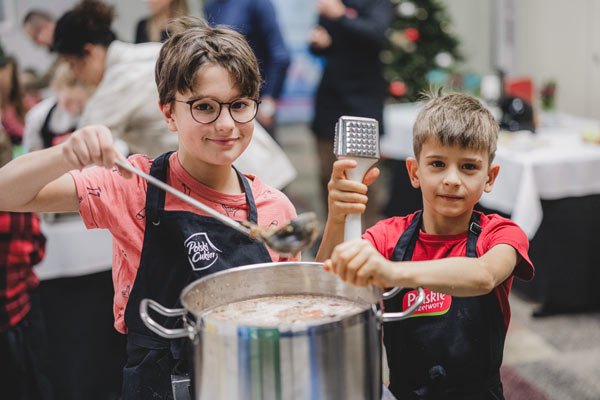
[[383, 0, 462, 102]]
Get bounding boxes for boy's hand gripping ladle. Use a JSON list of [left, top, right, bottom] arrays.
[[114, 159, 319, 256], [333, 116, 380, 241]]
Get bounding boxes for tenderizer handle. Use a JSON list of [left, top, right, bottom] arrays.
[[341, 156, 376, 241]]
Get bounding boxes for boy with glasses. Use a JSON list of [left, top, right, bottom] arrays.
[[0, 17, 299, 399]]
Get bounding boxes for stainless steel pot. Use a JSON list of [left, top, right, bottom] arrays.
[[140, 262, 424, 400]]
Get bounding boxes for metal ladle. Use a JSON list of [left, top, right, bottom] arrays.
[[114, 159, 319, 256]]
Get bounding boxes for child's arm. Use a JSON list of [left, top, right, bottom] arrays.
[[0, 125, 131, 213], [315, 159, 379, 261], [325, 238, 519, 296]]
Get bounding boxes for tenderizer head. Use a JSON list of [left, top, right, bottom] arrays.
[[333, 116, 380, 158]]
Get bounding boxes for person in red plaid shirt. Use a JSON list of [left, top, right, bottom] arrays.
[[0, 129, 53, 399]]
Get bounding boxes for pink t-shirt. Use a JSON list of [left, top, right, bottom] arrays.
[[70, 153, 299, 333]]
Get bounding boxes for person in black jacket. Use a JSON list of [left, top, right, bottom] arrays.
[[310, 0, 392, 228], [134, 0, 188, 43]]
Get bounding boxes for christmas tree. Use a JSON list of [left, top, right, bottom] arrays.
[[382, 0, 462, 102]]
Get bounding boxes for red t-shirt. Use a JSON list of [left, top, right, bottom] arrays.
[[70, 153, 299, 333], [363, 211, 534, 330]]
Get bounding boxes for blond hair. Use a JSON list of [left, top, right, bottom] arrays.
[[147, 0, 189, 42], [155, 16, 261, 106], [50, 62, 94, 94], [413, 91, 499, 162]]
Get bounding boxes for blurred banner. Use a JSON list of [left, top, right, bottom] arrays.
[[272, 0, 323, 123]]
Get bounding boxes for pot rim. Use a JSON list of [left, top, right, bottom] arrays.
[[179, 261, 383, 307]]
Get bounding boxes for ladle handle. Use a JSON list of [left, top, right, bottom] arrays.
[[114, 159, 254, 237], [139, 298, 192, 339], [380, 287, 426, 323]]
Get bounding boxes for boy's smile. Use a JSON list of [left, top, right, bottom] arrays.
[[407, 137, 499, 234], [207, 137, 240, 147]]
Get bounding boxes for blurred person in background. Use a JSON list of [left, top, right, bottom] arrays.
[[204, 0, 291, 137], [22, 10, 60, 92], [135, 0, 189, 43], [20, 69, 44, 108], [23, 62, 94, 152], [21, 61, 125, 400], [0, 47, 29, 147], [309, 0, 392, 229], [53, 0, 178, 157], [0, 128, 52, 400]]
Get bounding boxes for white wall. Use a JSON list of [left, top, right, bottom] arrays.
[[444, 0, 494, 75], [444, 0, 600, 120], [513, 0, 600, 119]]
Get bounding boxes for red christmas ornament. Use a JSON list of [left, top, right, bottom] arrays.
[[389, 81, 407, 97], [404, 28, 420, 42]]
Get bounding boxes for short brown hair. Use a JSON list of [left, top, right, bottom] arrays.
[[413, 91, 499, 162], [155, 17, 261, 105]]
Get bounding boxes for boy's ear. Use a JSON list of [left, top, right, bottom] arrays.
[[484, 164, 500, 193], [406, 157, 421, 188], [159, 102, 178, 132]]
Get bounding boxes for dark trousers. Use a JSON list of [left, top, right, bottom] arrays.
[[0, 290, 54, 400], [39, 270, 127, 400]]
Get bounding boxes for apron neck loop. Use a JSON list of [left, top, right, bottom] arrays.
[[146, 151, 174, 225], [392, 210, 482, 261], [145, 154, 259, 225]]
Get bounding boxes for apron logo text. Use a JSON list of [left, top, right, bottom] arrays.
[[403, 289, 452, 318], [184, 232, 222, 271]]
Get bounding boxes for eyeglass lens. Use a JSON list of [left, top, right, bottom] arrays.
[[190, 98, 258, 124]]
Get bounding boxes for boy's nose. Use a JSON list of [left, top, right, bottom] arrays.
[[442, 167, 461, 186], [214, 105, 236, 133]]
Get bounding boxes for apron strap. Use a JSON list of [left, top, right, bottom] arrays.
[[232, 165, 259, 224], [392, 211, 482, 262], [145, 153, 260, 225], [466, 212, 482, 258], [145, 151, 174, 225], [392, 210, 423, 261]]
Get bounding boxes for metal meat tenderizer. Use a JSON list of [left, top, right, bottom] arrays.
[[333, 116, 380, 241]]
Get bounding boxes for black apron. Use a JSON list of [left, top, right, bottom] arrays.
[[384, 211, 506, 400], [40, 103, 76, 149], [122, 152, 272, 399]]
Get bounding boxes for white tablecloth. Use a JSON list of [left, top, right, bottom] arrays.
[[34, 214, 113, 280], [381, 104, 600, 237]]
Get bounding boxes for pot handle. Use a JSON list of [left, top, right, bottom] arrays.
[[139, 298, 193, 339], [380, 287, 426, 323]]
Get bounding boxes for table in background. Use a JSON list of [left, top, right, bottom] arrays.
[[381, 104, 600, 315]]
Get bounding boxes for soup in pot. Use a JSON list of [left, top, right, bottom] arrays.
[[202, 294, 365, 326]]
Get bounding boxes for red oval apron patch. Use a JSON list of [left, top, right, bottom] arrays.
[[402, 289, 452, 317]]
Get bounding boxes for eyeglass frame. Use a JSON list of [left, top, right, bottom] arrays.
[[173, 97, 262, 124]]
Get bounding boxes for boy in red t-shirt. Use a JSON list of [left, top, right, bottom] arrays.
[[0, 17, 298, 399], [317, 92, 534, 399]]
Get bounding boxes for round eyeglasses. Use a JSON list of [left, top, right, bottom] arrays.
[[174, 97, 261, 124]]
